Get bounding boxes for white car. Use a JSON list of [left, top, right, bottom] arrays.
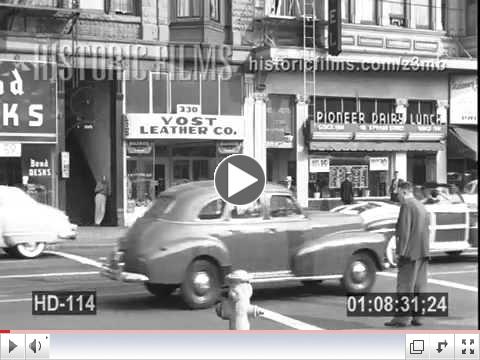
[[463, 180, 478, 209], [331, 191, 477, 266], [0, 186, 77, 258]]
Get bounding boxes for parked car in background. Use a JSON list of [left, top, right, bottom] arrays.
[[102, 181, 387, 309], [332, 183, 477, 266], [462, 180, 478, 209], [0, 186, 77, 259]]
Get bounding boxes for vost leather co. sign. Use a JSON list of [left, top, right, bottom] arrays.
[[0, 61, 56, 142], [124, 113, 245, 140]]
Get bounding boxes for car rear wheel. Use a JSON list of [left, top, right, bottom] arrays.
[[145, 283, 177, 298], [342, 253, 376, 294], [12, 242, 46, 259], [386, 235, 397, 267], [180, 259, 221, 309]]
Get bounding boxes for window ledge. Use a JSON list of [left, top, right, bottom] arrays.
[[76, 11, 141, 24]]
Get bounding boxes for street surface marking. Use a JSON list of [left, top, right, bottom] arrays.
[[429, 270, 477, 276], [0, 271, 99, 280], [258, 307, 323, 330], [378, 271, 478, 293], [44, 250, 106, 269], [0, 298, 30, 303]]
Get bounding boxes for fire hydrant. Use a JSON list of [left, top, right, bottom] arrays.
[[215, 270, 263, 330]]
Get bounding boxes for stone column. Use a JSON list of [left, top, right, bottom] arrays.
[[295, 94, 309, 208], [253, 92, 268, 172], [157, 0, 170, 42], [434, 0, 443, 31], [436, 100, 449, 183], [141, 0, 159, 41]]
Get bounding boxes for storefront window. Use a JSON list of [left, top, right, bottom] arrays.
[[267, 95, 294, 142], [309, 154, 390, 199], [360, 98, 376, 123], [202, 78, 219, 115], [220, 74, 243, 115], [152, 73, 168, 113], [126, 78, 149, 113], [173, 160, 190, 185], [21, 144, 55, 205], [126, 147, 155, 217], [171, 79, 200, 113]]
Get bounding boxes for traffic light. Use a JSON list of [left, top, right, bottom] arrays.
[[328, 0, 342, 56]]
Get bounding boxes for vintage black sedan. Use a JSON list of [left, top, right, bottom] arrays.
[[102, 181, 387, 309]]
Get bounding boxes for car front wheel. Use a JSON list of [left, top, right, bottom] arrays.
[[342, 253, 376, 294], [11, 242, 46, 259], [180, 259, 221, 309]]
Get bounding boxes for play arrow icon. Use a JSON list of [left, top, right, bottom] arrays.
[[228, 163, 258, 197], [9, 339, 18, 353]]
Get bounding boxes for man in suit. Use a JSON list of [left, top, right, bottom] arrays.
[[340, 172, 354, 205], [385, 181, 430, 327]]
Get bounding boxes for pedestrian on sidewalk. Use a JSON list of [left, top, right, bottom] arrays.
[[94, 175, 109, 226], [390, 171, 401, 202], [385, 181, 430, 327], [340, 172, 354, 205]]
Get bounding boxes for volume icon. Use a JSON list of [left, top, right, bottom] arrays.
[[29, 339, 42, 354]]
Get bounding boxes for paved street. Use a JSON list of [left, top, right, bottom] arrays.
[[0, 228, 477, 330]]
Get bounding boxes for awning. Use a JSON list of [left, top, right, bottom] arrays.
[[448, 127, 478, 161], [309, 141, 445, 152]]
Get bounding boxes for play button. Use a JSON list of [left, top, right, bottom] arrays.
[[9, 340, 17, 353], [214, 155, 266, 206]]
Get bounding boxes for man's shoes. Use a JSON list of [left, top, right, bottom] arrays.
[[411, 319, 423, 326], [384, 320, 408, 327]]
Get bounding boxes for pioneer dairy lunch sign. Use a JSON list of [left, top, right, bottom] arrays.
[[125, 114, 245, 140], [0, 61, 57, 141]]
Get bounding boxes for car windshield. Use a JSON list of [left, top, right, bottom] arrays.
[[143, 196, 175, 218]]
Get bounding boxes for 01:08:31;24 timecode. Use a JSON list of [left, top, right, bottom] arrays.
[[346, 293, 448, 317]]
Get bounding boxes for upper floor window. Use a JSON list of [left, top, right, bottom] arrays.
[[78, 0, 136, 15], [466, 0, 477, 35], [414, 0, 433, 29], [177, 0, 201, 18], [112, 0, 135, 15], [355, 0, 377, 24], [210, 0, 220, 21], [342, 0, 353, 23], [383, 0, 407, 27], [78, 0, 103, 10]]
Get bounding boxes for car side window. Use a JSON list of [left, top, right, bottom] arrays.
[[198, 199, 225, 220], [269, 195, 302, 218], [231, 200, 263, 219]]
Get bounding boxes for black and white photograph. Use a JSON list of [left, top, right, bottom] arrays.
[[0, 0, 477, 332]]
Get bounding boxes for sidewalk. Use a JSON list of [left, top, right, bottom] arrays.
[[66, 226, 128, 247]]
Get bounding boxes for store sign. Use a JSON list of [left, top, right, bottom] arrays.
[[0, 61, 56, 139], [22, 146, 53, 178], [125, 114, 245, 140], [127, 141, 153, 155], [330, 166, 368, 189], [369, 157, 389, 171], [450, 75, 478, 125], [316, 112, 444, 125], [60, 152, 70, 179], [0, 142, 21, 157], [309, 157, 330, 173]]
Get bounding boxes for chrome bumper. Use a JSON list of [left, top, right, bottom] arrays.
[[58, 224, 78, 240], [101, 250, 149, 283]]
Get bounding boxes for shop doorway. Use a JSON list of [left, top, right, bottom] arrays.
[[0, 158, 21, 186], [408, 154, 427, 186], [64, 71, 117, 226]]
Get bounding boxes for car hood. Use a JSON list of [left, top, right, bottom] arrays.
[[305, 210, 364, 229]]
